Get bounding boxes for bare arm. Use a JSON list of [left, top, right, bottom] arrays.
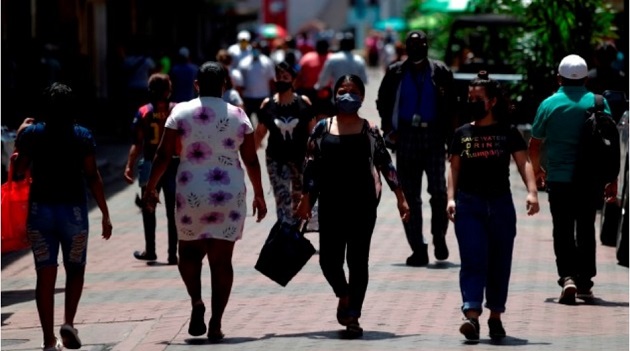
[[446, 154, 460, 222], [527, 137, 546, 189], [240, 132, 267, 222], [254, 98, 270, 150], [123, 127, 144, 184], [84, 153, 113, 239], [513, 150, 540, 216], [143, 128, 176, 210], [301, 95, 317, 133]]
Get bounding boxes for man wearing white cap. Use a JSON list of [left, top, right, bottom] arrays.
[[227, 30, 252, 69], [528, 54, 613, 305]]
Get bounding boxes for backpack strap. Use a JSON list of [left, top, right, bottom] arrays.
[[594, 94, 605, 111]]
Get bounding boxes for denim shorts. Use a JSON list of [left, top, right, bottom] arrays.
[[27, 202, 89, 270]]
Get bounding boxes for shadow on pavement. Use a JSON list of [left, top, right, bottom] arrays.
[[463, 336, 552, 346], [174, 334, 275, 345], [270, 329, 415, 341], [390, 262, 461, 269], [544, 297, 629, 307], [2, 288, 65, 308], [427, 261, 460, 269], [1, 248, 31, 270], [1, 287, 65, 327]]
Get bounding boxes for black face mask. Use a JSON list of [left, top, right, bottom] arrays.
[[407, 46, 428, 63], [467, 100, 487, 121], [275, 81, 293, 93]]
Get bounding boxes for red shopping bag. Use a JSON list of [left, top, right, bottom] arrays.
[[1, 154, 31, 253]]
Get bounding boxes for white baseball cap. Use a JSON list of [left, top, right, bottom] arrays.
[[237, 30, 251, 41], [558, 54, 588, 79]]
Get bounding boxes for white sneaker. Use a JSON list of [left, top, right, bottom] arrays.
[[41, 337, 63, 351], [559, 278, 577, 304]]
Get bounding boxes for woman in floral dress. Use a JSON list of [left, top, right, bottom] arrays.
[[144, 61, 267, 341]]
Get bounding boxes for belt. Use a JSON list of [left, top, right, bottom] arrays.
[[398, 120, 434, 129]]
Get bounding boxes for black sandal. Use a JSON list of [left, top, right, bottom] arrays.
[[188, 304, 207, 336], [208, 318, 224, 343], [207, 329, 224, 343]]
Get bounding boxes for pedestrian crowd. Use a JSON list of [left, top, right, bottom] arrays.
[[9, 26, 624, 350]]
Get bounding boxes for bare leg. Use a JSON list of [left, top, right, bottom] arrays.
[[36, 266, 58, 347], [178, 241, 204, 304], [206, 239, 235, 332], [63, 266, 85, 326], [178, 240, 207, 336]]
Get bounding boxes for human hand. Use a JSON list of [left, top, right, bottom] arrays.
[[526, 193, 539, 216], [604, 181, 618, 203], [384, 131, 398, 149], [534, 168, 546, 190], [398, 199, 410, 223], [123, 167, 135, 184], [17, 117, 35, 135], [446, 200, 456, 222], [102, 217, 113, 240], [252, 195, 267, 222], [142, 189, 160, 213], [295, 198, 312, 221]]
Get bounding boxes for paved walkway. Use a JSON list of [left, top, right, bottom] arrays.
[[2, 68, 628, 350]]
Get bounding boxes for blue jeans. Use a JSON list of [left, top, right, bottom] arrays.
[[454, 191, 516, 314], [27, 202, 89, 270]]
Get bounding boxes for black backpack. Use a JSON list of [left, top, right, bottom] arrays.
[[574, 94, 621, 187]]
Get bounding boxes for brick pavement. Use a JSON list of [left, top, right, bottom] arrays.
[[2, 68, 628, 350]]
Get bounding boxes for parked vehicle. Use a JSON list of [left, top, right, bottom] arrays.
[[598, 90, 629, 267], [443, 14, 532, 126]]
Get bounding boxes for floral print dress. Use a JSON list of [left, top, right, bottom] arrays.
[[164, 96, 254, 241]]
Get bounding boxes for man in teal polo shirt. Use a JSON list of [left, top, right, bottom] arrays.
[[528, 54, 613, 305]]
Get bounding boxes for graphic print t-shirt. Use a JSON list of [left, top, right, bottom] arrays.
[[131, 102, 177, 159], [449, 123, 527, 196], [258, 94, 314, 163]]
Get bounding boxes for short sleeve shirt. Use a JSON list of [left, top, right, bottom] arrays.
[[449, 122, 527, 196], [16, 123, 96, 204], [531, 86, 611, 182], [258, 95, 314, 163]]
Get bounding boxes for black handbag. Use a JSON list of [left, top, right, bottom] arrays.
[[255, 220, 316, 287]]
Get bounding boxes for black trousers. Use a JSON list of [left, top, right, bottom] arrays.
[[547, 181, 599, 289], [318, 199, 377, 318], [141, 159, 179, 259]]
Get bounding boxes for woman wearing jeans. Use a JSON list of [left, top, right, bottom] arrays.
[[446, 71, 539, 341], [297, 74, 409, 338]]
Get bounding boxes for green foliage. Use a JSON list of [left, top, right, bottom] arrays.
[[469, 0, 618, 101], [403, 0, 457, 60]]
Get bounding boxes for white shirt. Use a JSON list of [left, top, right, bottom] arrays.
[[237, 54, 276, 99], [227, 43, 252, 68], [315, 51, 368, 89]]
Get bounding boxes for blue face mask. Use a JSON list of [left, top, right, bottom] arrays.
[[336, 93, 362, 114], [252, 49, 260, 59]]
